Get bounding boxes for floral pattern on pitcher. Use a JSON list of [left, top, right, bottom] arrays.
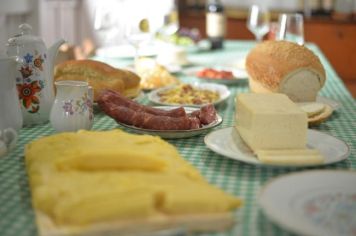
[[16, 51, 46, 114], [62, 100, 74, 115], [77, 92, 94, 121], [62, 93, 93, 120]]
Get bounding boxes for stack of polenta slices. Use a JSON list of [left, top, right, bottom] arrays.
[[25, 130, 241, 235]]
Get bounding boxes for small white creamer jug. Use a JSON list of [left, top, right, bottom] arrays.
[[50, 80, 93, 132]]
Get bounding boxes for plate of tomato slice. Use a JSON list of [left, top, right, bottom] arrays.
[[183, 66, 248, 85]]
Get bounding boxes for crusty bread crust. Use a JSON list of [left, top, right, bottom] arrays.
[[246, 41, 326, 92], [55, 74, 125, 102], [54, 60, 141, 101]]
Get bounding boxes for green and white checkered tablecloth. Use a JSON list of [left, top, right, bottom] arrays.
[[0, 41, 355, 236]]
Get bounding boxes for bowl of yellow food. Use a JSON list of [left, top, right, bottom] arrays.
[[148, 83, 230, 107]]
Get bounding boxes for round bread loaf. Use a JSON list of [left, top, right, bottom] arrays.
[[246, 41, 326, 102], [54, 60, 141, 101]]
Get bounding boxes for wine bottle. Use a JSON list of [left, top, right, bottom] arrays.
[[206, 0, 226, 50]]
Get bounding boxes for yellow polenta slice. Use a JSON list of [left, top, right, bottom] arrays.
[[32, 172, 241, 225], [25, 130, 241, 226], [25, 130, 202, 181]]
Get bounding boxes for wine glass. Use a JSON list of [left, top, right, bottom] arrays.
[[159, 5, 179, 40], [124, 17, 154, 64], [93, 3, 121, 46], [277, 13, 304, 45], [246, 5, 270, 41]]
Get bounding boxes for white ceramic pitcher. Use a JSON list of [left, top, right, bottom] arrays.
[[6, 23, 65, 126], [0, 55, 23, 132], [50, 81, 93, 132], [0, 55, 22, 158]]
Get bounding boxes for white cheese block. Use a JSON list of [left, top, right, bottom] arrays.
[[235, 93, 308, 152], [256, 149, 324, 165]]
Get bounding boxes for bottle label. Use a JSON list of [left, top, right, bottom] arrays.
[[206, 12, 226, 38]]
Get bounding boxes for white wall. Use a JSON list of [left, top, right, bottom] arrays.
[[0, 0, 176, 53], [0, 0, 38, 53], [0, 0, 92, 52]]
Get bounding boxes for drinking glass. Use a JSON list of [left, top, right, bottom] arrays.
[[124, 17, 154, 63], [246, 5, 270, 41], [278, 13, 304, 45], [159, 5, 179, 39], [93, 2, 121, 46]]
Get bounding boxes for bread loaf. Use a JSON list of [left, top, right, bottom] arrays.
[[246, 41, 326, 102], [54, 60, 141, 101]]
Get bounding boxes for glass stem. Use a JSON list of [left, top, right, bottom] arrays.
[[134, 44, 140, 70], [256, 35, 263, 42]]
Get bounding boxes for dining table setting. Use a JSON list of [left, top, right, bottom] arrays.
[[0, 30, 355, 236]]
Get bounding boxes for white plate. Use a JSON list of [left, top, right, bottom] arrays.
[[226, 57, 247, 70], [117, 106, 222, 139], [125, 63, 183, 74], [204, 127, 350, 167], [163, 64, 183, 74], [234, 58, 246, 70], [132, 90, 145, 102], [317, 96, 341, 110], [163, 61, 195, 74], [259, 170, 356, 236], [96, 44, 158, 58], [183, 66, 248, 85], [148, 83, 231, 107]]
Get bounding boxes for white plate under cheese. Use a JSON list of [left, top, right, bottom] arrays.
[[204, 127, 350, 167]]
